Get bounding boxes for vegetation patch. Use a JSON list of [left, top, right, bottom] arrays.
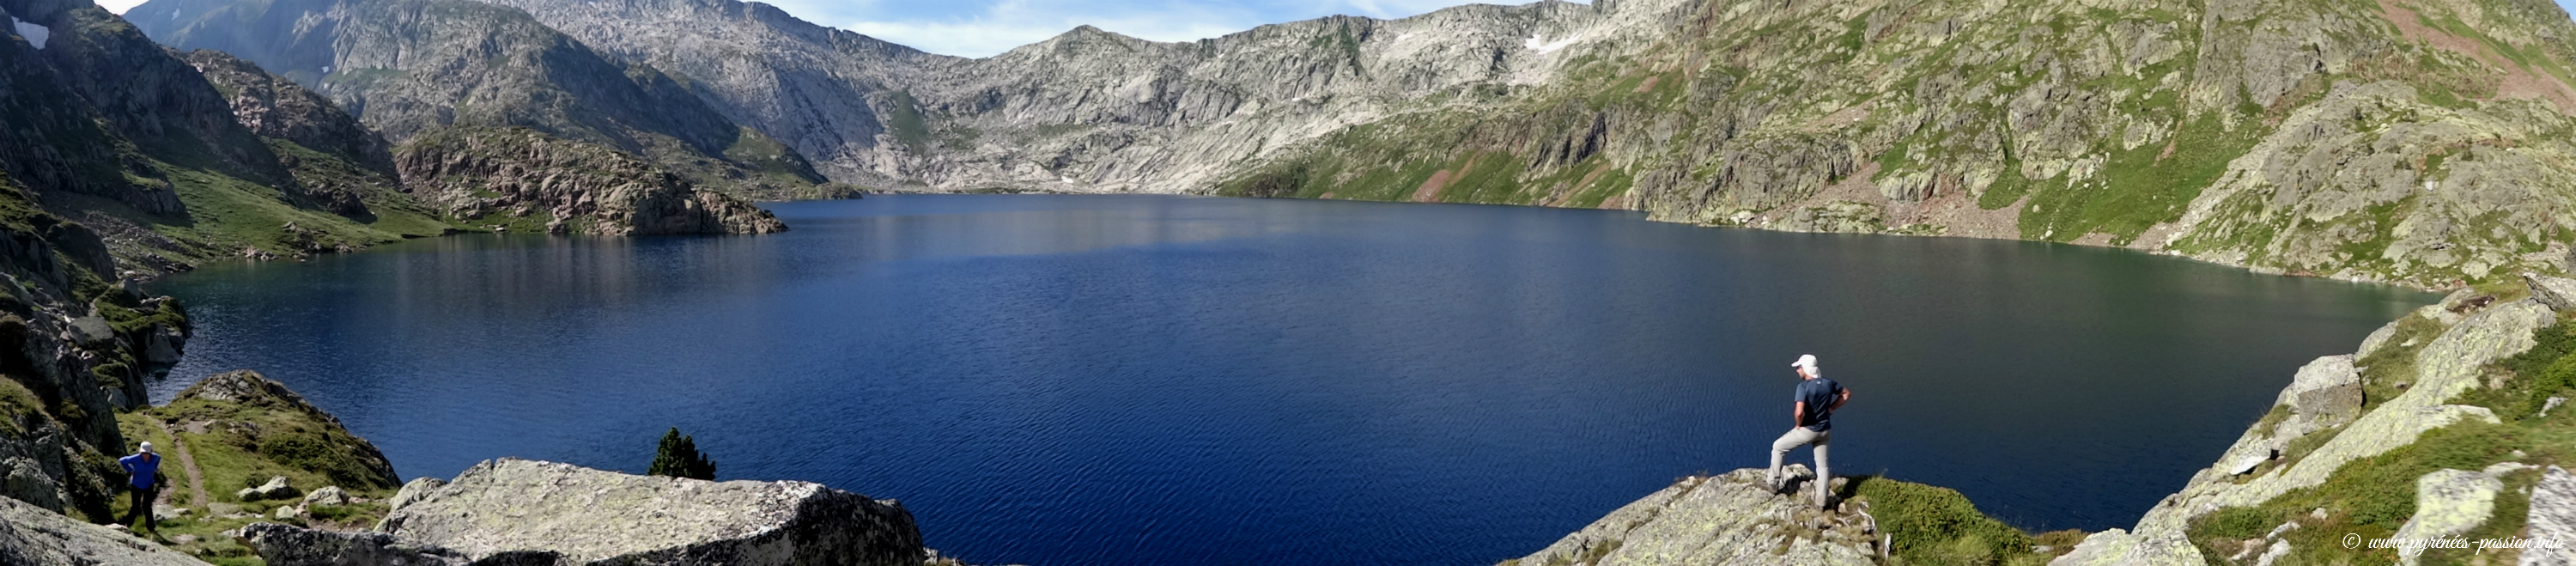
[[2019, 111, 2263, 244], [1844, 476, 2055, 565]]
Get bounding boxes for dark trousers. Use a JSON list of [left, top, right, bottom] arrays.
[[120, 482, 156, 531]]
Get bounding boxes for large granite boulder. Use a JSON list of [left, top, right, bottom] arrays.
[[244, 458, 922, 566], [1509, 466, 1879, 566], [0, 493, 211, 565]]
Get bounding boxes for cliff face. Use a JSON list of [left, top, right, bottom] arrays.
[[0, 173, 192, 522], [127, 0, 839, 201], [397, 126, 787, 235]]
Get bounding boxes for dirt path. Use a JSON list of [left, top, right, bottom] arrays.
[[152, 417, 210, 509]]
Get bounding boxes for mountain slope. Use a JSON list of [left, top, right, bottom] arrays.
[[126, 0, 848, 200], [468, 0, 950, 186]]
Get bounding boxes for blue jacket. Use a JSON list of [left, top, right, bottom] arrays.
[[118, 453, 159, 489]]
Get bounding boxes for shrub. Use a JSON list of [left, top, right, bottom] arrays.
[[1850, 476, 2032, 565], [2197, 506, 2279, 539], [649, 428, 717, 480]]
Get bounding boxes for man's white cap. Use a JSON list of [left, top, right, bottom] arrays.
[[138, 441, 154, 453], [1789, 354, 1819, 369]]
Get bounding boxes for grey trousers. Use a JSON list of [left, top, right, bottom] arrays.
[[1766, 427, 1830, 507]]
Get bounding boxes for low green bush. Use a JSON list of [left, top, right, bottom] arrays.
[[1850, 476, 2034, 565]]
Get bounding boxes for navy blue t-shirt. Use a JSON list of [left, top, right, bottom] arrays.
[[1795, 377, 1844, 431]]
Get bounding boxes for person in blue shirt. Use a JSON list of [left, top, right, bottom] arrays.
[[117, 441, 161, 533], [1766, 354, 1850, 510]]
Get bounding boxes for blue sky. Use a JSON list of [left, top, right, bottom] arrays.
[[87, 0, 2576, 59]]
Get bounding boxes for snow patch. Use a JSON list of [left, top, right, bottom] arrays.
[[11, 16, 48, 50], [1059, 175, 1076, 184], [1523, 33, 1579, 53], [1394, 33, 1415, 42]]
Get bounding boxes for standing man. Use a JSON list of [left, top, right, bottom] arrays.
[[118, 441, 160, 533], [1767, 354, 1850, 509]]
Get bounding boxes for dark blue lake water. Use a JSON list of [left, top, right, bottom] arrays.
[[149, 195, 2431, 565]]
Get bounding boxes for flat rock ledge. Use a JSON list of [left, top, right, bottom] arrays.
[[0, 494, 210, 565], [1506, 466, 1879, 566], [240, 458, 923, 566]]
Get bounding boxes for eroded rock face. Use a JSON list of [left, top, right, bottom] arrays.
[[393, 127, 787, 236], [0, 494, 211, 565], [1510, 466, 1879, 566], [246, 458, 922, 566]]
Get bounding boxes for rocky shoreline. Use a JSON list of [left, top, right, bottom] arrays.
[[1500, 273, 2576, 566]]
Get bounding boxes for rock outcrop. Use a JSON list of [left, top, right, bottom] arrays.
[[394, 126, 787, 235], [0, 494, 212, 565], [164, 369, 401, 492], [241, 458, 924, 566], [1507, 466, 1880, 566], [2056, 277, 2576, 565]]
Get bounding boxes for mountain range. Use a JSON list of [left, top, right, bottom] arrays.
[[113, 0, 2576, 289]]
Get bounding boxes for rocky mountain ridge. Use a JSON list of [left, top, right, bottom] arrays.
[[386, 0, 2576, 289], [126, 0, 854, 202]]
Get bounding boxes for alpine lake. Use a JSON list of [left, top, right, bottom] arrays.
[[148, 195, 2433, 565]]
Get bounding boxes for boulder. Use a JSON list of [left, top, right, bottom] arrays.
[[2524, 466, 2576, 566], [248, 459, 923, 566], [2527, 273, 2576, 313], [236, 522, 482, 566], [1507, 466, 1878, 566], [304, 485, 349, 507], [386, 477, 445, 513], [0, 493, 210, 565], [240, 475, 300, 501], [2284, 356, 2362, 424], [2392, 469, 2502, 566]]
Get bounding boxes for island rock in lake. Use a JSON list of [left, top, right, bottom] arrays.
[[241, 458, 924, 566]]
